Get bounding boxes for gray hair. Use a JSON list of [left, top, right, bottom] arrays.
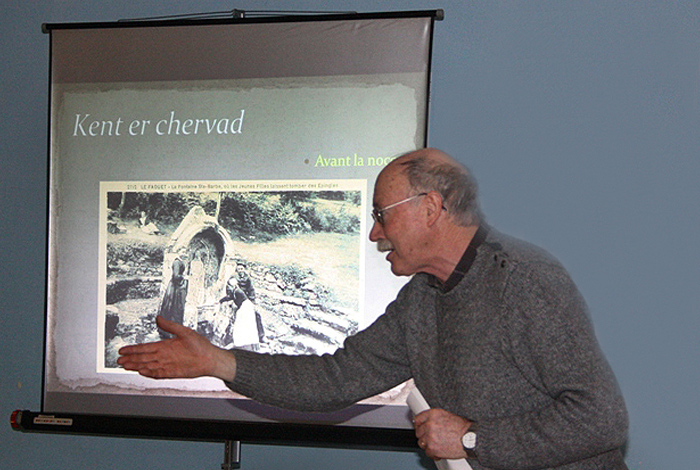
[[399, 155, 484, 226]]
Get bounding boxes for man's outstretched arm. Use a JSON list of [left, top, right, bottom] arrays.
[[117, 316, 237, 382]]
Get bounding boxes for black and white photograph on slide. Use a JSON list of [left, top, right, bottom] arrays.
[[101, 183, 363, 371]]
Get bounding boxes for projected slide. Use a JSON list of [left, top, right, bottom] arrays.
[[44, 13, 434, 433]]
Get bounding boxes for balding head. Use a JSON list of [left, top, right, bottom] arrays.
[[380, 148, 483, 227]]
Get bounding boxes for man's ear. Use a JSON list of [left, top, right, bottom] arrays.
[[424, 191, 444, 227]]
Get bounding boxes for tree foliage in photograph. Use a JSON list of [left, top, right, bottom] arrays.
[[108, 190, 360, 241], [218, 191, 360, 241]]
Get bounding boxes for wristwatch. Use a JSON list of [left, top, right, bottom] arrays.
[[461, 424, 478, 459]]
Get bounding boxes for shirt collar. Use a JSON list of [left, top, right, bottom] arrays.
[[431, 224, 489, 292]]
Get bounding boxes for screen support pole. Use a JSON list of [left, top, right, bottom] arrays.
[[221, 440, 241, 470]]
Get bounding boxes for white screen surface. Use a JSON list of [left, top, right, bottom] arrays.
[[44, 13, 435, 434]]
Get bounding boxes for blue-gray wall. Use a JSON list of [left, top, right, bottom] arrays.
[[2, 1, 698, 469]]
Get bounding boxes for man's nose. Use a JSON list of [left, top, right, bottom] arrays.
[[369, 219, 384, 241]]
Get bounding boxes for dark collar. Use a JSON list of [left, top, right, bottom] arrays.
[[438, 225, 489, 292]]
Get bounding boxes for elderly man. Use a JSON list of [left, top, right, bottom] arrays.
[[119, 148, 628, 469]]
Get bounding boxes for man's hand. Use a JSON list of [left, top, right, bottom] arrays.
[[414, 408, 472, 460], [117, 316, 237, 382]]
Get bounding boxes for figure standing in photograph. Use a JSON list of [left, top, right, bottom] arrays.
[[120, 148, 628, 469], [219, 275, 260, 351], [235, 261, 255, 302], [234, 261, 265, 342], [158, 257, 188, 339]]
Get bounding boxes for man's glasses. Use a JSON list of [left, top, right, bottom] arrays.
[[371, 193, 427, 225]]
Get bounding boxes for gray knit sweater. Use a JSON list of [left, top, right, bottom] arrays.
[[229, 228, 628, 470]]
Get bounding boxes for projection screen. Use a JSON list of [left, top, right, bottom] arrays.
[[41, 10, 439, 446]]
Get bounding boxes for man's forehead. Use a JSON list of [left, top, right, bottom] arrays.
[[373, 164, 408, 206]]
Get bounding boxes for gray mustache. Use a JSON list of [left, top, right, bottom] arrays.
[[376, 240, 394, 253]]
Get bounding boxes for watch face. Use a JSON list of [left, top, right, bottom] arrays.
[[462, 431, 477, 449]]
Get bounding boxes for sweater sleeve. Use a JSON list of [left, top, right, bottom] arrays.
[[225, 294, 414, 412], [476, 261, 628, 470]]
